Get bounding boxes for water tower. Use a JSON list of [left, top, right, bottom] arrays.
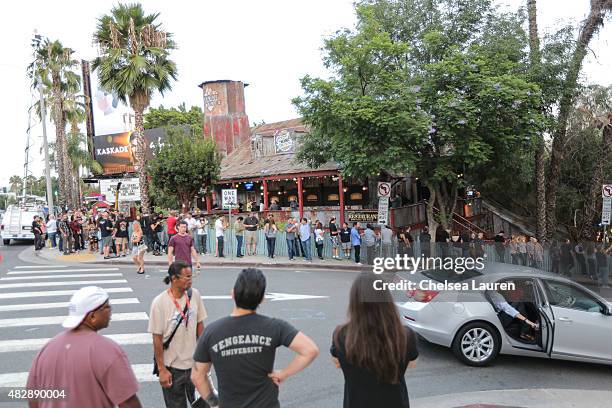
[[198, 80, 251, 156]]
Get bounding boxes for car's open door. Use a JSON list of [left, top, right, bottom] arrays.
[[484, 278, 548, 353]]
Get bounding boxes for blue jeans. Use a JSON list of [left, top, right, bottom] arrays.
[[236, 235, 243, 256], [301, 238, 312, 260], [48, 232, 56, 248], [287, 239, 295, 260]]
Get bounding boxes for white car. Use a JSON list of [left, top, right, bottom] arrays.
[[1, 204, 44, 245], [395, 262, 612, 366]]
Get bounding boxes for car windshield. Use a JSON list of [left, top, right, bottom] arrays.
[[422, 269, 483, 283]]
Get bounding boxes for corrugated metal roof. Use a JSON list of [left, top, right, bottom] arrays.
[[219, 118, 339, 181]]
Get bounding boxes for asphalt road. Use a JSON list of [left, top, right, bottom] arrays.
[[1, 242, 611, 408]]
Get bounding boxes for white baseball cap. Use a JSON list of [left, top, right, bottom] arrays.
[[62, 286, 110, 329]]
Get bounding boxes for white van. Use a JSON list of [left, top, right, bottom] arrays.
[[0, 204, 44, 245]]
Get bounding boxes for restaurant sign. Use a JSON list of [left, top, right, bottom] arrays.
[[345, 210, 378, 223]]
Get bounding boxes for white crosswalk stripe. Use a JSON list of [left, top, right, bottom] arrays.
[[0, 333, 152, 353], [13, 265, 68, 269], [0, 273, 123, 281], [0, 287, 133, 300], [0, 279, 127, 289], [0, 297, 140, 312], [0, 312, 149, 328], [7, 267, 120, 275], [0, 264, 156, 387], [0, 364, 157, 387]]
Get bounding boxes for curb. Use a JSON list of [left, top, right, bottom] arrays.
[[27, 248, 368, 272]]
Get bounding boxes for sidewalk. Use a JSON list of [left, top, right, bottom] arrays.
[[26, 246, 369, 272], [411, 388, 612, 408]]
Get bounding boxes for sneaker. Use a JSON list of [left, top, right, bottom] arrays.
[[356, 262, 362, 265]]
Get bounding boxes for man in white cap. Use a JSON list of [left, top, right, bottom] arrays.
[[27, 286, 141, 408]]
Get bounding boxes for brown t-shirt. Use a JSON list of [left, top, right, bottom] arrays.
[[26, 330, 139, 408], [148, 287, 207, 369], [168, 234, 195, 265]]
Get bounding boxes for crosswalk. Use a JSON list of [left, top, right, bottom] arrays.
[[0, 264, 158, 387]]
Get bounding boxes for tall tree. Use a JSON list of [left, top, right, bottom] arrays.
[[527, 0, 547, 242], [28, 36, 79, 207], [93, 3, 178, 214], [147, 127, 221, 212], [546, 0, 612, 237], [294, 4, 544, 233], [9, 176, 23, 194]]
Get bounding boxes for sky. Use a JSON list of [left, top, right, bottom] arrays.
[[1, 0, 610, 188]]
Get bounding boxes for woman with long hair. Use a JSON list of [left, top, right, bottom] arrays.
[[332, 273, 418, 408], [131, 217, 146, 274]]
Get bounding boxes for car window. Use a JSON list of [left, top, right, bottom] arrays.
[[542, 280, 602, 313]]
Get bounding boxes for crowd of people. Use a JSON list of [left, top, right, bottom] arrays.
[[26, 266, 419, 408], [33, 208, 611, 287]]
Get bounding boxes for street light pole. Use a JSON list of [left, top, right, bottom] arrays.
[[38, 82, 54, 216]]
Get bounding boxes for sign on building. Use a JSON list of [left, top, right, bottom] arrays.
[[222, 189, 238, 209], [346, 210, 378, 223], [99, 178, 141, 202], [377, 182, 391, 198], [378, 197, 389, 225]]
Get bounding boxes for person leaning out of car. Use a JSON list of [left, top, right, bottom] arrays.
[[332, 273, 418, 408]]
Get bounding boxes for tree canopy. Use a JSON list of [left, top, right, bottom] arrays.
[[146, 127, 221, 212], [294, 2, 545, 228]]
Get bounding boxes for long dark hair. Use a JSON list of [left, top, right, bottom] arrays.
[[335, 273, 408, 384]]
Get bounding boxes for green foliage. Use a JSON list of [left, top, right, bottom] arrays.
[[92, 3, 177, 109], [8, 175, 59, 199], [146, 128, 222, 209], [557, 85, 612, 235], [294, 1, 545, 192], [144, 103, 203, 136]]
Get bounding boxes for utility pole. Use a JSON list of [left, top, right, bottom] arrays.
[[38, 80, 54, 215]]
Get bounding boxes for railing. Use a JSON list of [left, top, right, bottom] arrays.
[[431, 204, 488, 236], [391, 202, 427, 228]]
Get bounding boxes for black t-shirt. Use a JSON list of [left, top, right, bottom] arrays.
[[115, 219, 129, 238], [331, 326, 419, 408], [329, 222, 338, 236], [244, 216, 259, 231], [340, 228, 351, 243], [98, 219, 113, 237], [194, 313, 298, 408]]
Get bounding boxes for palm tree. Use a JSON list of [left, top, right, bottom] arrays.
[[9, 176, 23, 194], [28, 36, 79, 207], [93, 3, 177, 213]]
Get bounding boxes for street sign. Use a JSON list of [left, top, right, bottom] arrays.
[[602, 184, 612, 198], [377, 197, 389, 225], [602, 196, 611, 225], [222, 189, 237, 209], [377, 182, 391, 198]]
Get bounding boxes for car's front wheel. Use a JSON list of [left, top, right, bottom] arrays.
[[452, 321, 500, 366], [2, 239, 9, 246]]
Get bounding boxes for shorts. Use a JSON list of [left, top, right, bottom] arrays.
[[341, 242, 351, 251], [114, 237, 128, 245], [245, 230, 258, 245], [101, 236, 113, 247], [132, 243, 147, 254], [330, 235, 339, 248]]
